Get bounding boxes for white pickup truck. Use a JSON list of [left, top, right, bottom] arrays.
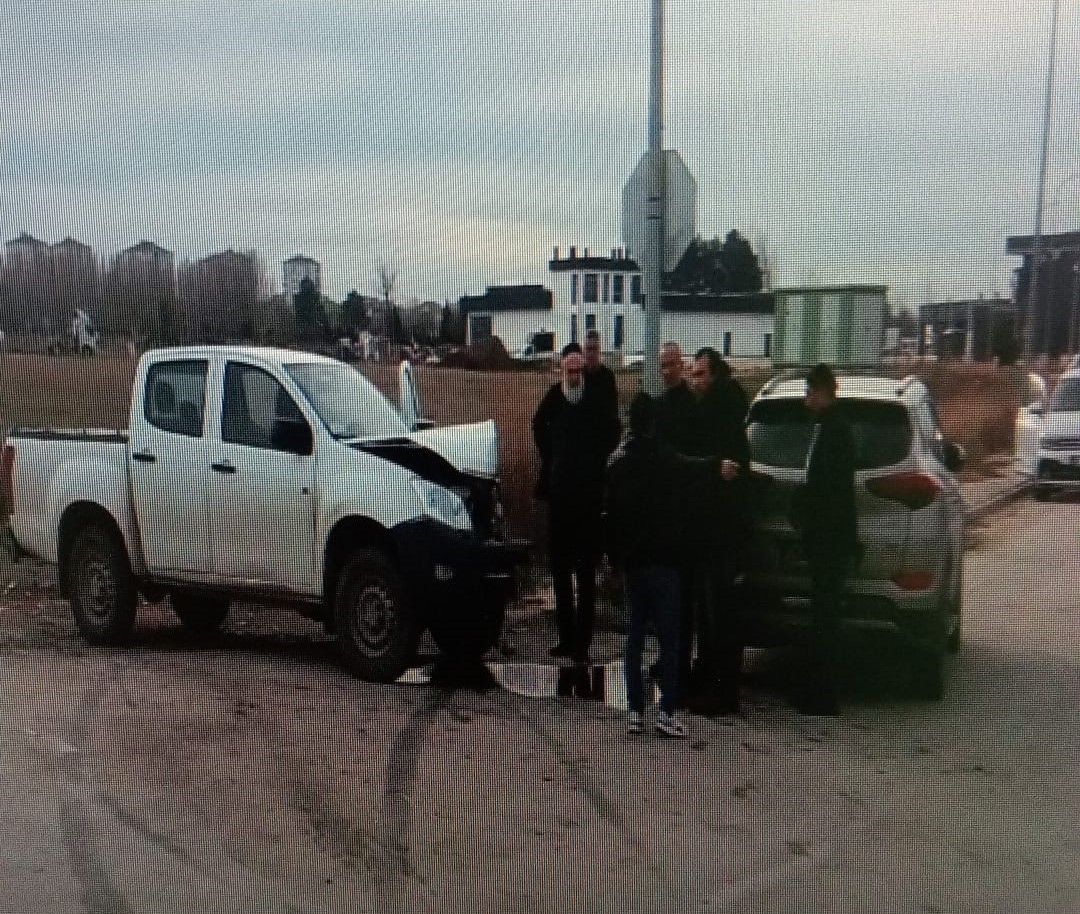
[[0, 345, 523, 680]]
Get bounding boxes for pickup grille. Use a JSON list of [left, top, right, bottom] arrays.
[[453, 480, 504, 539]]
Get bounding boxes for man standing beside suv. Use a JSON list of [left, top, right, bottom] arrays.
[[791, 363, 859, 716]]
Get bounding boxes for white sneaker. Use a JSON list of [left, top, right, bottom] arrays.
[[656, 711, 687, 739], [627, 711, 644, 735]]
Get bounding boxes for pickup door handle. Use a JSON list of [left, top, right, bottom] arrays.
[[132, 451, 157, 464], [211, 461, 237, 475]]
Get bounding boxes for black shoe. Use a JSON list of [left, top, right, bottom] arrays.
[[549, 643, 572, 658]]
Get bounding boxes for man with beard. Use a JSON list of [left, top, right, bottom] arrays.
[[532, 342, 621, 664]]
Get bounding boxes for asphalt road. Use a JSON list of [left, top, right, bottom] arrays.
[[0, 495, 1076, 913]]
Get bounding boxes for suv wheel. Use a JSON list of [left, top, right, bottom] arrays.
[[334, 548, 420, 682], [69, 524, 137, 644], [1033, 483, 1050, 501]]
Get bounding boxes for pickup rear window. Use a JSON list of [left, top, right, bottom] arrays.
[[144, 360, 208, 437], [747, 398, 911, 470]]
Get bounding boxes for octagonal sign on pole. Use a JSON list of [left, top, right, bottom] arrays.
[[621, 148, 697, 271]]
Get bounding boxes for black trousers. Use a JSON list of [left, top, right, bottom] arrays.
[[800, 555, 848, 706], [691, 550, 744, 705], [548, 500, 600, 662]]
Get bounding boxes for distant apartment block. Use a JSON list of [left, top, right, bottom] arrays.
[[283, 254, 321, 303]]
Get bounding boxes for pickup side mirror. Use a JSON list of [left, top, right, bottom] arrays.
[[270, 419, 313, 456], [414, 418, 436, 431], [942, 440, 966, 473]]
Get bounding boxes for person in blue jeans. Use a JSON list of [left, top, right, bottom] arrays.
[[604, 391, 725, 737]]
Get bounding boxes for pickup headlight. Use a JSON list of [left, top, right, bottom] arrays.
[[411, 479, 472, 532]]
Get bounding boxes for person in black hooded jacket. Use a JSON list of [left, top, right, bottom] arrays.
[[605, 391, 723, 736]]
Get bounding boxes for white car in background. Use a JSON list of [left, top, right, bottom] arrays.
[[1015, 369, 1080, 500]]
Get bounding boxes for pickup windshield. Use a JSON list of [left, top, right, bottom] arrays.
[[284, 362, 408, 440]]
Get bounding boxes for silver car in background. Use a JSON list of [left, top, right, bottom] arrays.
[[741, 373, 966, 699]]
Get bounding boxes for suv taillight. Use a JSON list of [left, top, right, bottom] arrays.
[[865, 472, 941, 510]]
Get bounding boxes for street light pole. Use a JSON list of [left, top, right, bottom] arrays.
[[643, 0, 665, 395], [1026, 0, 1061, 360]]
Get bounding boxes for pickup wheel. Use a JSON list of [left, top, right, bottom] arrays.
[[429, 597, 505, 661], [69, 524, 137, 644], [170, 592, 230, 635], [334, 548, 419, 682]]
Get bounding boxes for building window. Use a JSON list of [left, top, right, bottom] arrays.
[[613, 314, 624, 349], [763, 332, 772, 358], [570, 274, 579, 305], [570, 314, 578, 344], [469, 314, 493, 345], [585, 313, 597, 332], [583, 274, 599, 303], [723, 331, 732, 357], [612, 274, 624, 304], [602, 274, 610, 303], [631, 275, 643, 303]]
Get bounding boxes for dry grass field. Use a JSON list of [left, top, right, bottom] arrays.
[[0, 351, 1031, 549]]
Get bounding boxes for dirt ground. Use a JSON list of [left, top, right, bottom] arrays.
[[0, 495, 1076, 913]]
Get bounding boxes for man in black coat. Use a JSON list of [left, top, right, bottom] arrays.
[[532, 343, 621, 663], [583, 329, 619, 426], [791, 363, 858, 716], [654, 341, 698, 695], [685, 347, 752, 715]]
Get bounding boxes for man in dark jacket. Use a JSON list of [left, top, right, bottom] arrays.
[[791, 362, 858, 716], [584, 329, 619, 427], [685, 347, 752, 715], [653, 341, 698, 694], [605, 392, 723, 737], [532, 343, 621, 663]]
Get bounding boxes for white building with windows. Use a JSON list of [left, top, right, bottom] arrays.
[[460, 244, 776, 361], [283, 254, 321, 302]]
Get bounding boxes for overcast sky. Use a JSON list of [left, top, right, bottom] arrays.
[[3, 1, 1078, 310]]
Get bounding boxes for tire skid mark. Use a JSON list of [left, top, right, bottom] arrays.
[[369, 691, 445, 900], [57, 658, 134, 914], [520, 706, 678, 898]]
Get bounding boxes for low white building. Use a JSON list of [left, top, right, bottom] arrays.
[[460, 245, 777, 361]]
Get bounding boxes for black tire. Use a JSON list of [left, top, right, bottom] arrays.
[[68, 524, 137, 644], [946, 561, 963, 654], [429, 597, 506, 660], [334, 548, 419, 682], [910, 644, 946, 701], [1033, 484, 1050, 502], [170, 591, 230, 634]]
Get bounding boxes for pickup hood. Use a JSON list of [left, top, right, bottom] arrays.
[[352, 419, 499, 485]]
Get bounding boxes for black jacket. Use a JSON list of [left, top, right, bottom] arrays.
[[655, 380, 698, 456], [532, 381, 620, 503], [604, 433, 718, 568], [794, 403, 859, 567], [586, 363, 619, 427]]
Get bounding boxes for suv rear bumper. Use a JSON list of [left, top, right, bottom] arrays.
[[738, 575, 948, 648]]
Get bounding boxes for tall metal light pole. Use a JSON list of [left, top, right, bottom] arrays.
[[1026, 0, 1062, 360], [643, 0, 665, 395]]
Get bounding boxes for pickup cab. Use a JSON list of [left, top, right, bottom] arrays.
[[1, 346, 522, 681]]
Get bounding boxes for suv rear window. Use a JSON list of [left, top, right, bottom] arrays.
[[747, 398, 911, 470]]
